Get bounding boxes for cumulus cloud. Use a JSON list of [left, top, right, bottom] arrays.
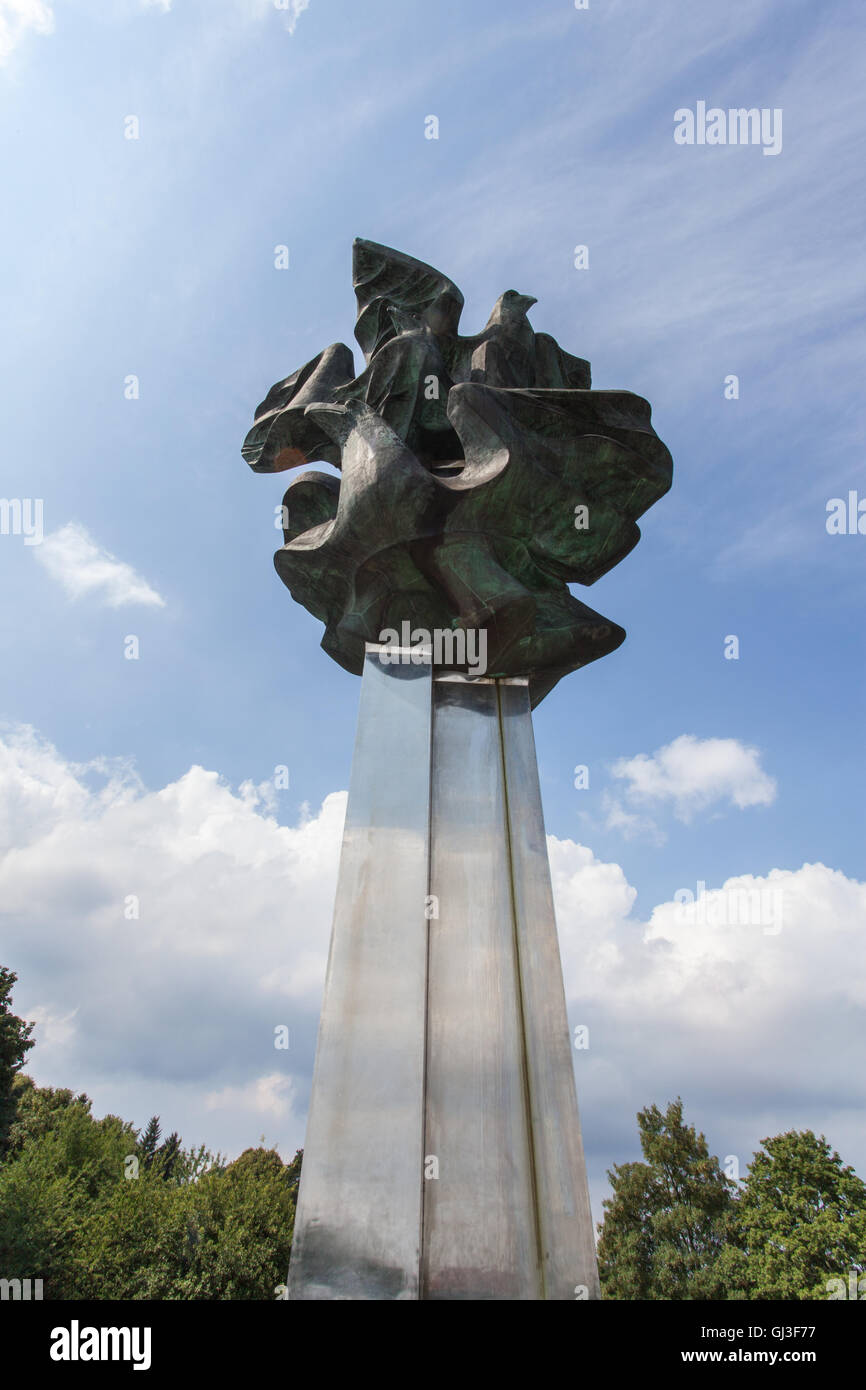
[[551, 836, 866, 1040], [0, 725, 342, 1155], [2, 724, 861, 1201], [32, 522, 165, 608], [609, 734, 777, 825], [549, 833, 866, 1213], [0, 0, 53, 62]]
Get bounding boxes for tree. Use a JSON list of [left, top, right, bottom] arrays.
[[284, 1147, 302, 1201], [137, 1115, 187, 1182], [597, 1098, 734, 1299], [138, 1115, 162, 1169], [0, 968, 35, 1158], [156, 1131, 182, 1182], [719, 1130, 866, 1300], [0, 1088, 138, 1296], [5, 1076, 91, 1158], [225, 1147, 287, 1183]]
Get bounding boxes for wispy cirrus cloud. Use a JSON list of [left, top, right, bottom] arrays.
[[281, 0, 310, 35], [0, 0, 54, 62], [33, 522, 166, 608], [600, 790, 668, 846]]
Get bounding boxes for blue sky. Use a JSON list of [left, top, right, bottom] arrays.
[[1, 0, 864, 1234]]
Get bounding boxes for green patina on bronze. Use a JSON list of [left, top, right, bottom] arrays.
[[243, 239, 672, 706]]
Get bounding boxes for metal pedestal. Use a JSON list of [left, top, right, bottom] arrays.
[[287, 647, 599, 1300]]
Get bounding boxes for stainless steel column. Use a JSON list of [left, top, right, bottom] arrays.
[[497, 679, 600, 1300], [421, 678, 541, 1299], [287, 648, 432, 1299], [288, 652, 599, 1299]]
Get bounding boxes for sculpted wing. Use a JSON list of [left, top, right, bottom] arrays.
[[352, 238, 464, 362]]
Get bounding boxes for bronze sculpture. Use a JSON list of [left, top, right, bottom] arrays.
[[243, 239, 672, 705]]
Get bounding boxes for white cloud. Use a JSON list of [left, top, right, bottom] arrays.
[[205, 1073, 295, 1118], [142, 0, 171, 12], [250, 0, 309, 35], [551, 836, 866, 1033], [0, 724, 94, 849], [609, 734, 777, 824], [280, 0, 309, 36], [548, 832, 866, 1215], [25, 1002, 78, 1048], [0, 0, 53, 62], [0, 726, 342, 1155], [32, 522, 165, 608], [600, 790, 666, 845]]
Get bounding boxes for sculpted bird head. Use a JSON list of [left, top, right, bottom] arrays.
[[486, 290, 538, 327]]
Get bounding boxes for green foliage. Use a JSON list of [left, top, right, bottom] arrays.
[[83, 1144, 300, 1299], [719, 1130, 866, 1300], [0, 969, 35, 1157], [598, 1101, 866, 1301], [0, 1088, 137, 1296], [5, 1075, 92, 1158], [597, 1098, 735, 1300], [0, 1074, 301, 1299]]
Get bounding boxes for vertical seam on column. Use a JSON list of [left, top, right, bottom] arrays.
[[496, 680, 547, 1301], [418, 667, 435, 1299]]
